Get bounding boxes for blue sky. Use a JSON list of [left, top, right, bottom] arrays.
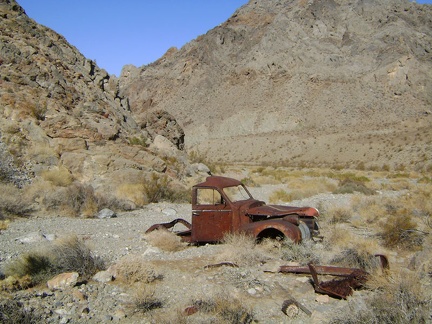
[[18, 0, 431, 76], [18, 0, 248, 76]]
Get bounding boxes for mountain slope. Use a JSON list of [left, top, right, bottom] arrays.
[[0, 0, 195, 214], [120, 0, 432, 170]]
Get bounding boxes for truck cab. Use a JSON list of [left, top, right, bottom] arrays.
[[190, 176, 319, 243]]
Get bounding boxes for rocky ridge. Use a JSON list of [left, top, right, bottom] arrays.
[[119, 0, 432, 170], [0, 0, 204, 209]]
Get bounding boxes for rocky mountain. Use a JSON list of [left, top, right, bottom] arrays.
[[119, 0, 432, 170], [0, 0, 203, 215]]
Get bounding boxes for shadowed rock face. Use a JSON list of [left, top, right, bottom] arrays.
[[119, 0, 432, 170], [0, 0, 195, 207]]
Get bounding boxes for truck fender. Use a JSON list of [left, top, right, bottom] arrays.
[[240, 219, 302, 243]]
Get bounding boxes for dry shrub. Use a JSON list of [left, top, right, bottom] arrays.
[[324, 224, 353, 247], [0, 183, 34, 218], [143, 173, 189, 203], [116, 183, 147, 207], [144, 230, 186, 252], [132, 284, 164, 314], [218, 232, 268, 266], [380, 211, 423, 249], [0, 219, 10, 230], [332, 269, 431, 323], [44, 182, 99, 217], [280, 239, 320, 264], [191, 293, 254, 324], [0, 297, 43, 323], [115, 255, 163, 285], [4, 235, 104, 285], [333, 179, 375, 195], [41, 166, 74, 187], [326, 206, 352, 224], [269, 178, 336, 203], [330, 248, 382, 272], [351, 195, 388, 226]]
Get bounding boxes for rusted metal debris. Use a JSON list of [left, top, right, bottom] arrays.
[[278, 255, 389, 299], [145, 218, 191, 234], [204, 262, 239, 269]]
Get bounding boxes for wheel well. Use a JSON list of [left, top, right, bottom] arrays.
[[256, 228, 285, 241]]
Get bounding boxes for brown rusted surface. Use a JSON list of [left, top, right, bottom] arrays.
[[278, 264, 365, 277], [204, 262, 239, 269], [308, 263, 368, 299], [146, 176, 320, 244], [145, 218, 191, 234]]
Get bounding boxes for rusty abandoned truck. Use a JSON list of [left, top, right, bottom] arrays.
[[146, 176, 320, 243]]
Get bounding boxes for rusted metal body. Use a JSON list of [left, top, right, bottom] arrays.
[[146, 176, 320, 243], [278, 255, 389, 299]]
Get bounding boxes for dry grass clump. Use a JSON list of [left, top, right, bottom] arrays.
[[143, 173, 190, 204], [326, 206, 352, 224], [0, 183, 34, 218], [115, 255, 163, 285], [217, 232, 269, 267], [333, 178, 376, 195], [190, 293, 254, 324], [116, 183, 147, 207], [132, 284, 164, 314], [43, 182, 99, 217], [269, 177, 336, 203], [280, 239, 321, 264], [351, 195, 388, 226], [3, 235, 104, 286], [330, 248, 382, 272], [380, 211, 424, 249], [0, 297, 43, 324], [41, 166, 74, 187], [331, 268, 431, 323], [0, 219, 10, 231], [144, 230, 187, 252]]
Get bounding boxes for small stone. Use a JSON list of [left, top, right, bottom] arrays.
[[97, 208, 117, 219], [247, 288, 257, 295], [47, 272, 79, 291], [92, 270, 113, 283], [316, 294, 330, 304]]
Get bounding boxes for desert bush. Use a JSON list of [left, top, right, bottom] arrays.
[[144, 230, 187, 252], [331, 269, 431, 323], [0, 219, 9, 230], [0, 298, 42, 323], [4, 235, 104, 285], [115, 256, 163, 284], [143, 173, 189, 203], [330, 248, 381, 272], [116, 183, 147, 207], [380, 212, 423, 249], [218, 232, 269, 267], [43, 182, 99, 217], [191, 293, 254, 324], [132, 284, 164, 314], [0, 183, 34, 218], [326, 206, 352, 224], [280, 239, 320, 264], [333, 178, 375, 195], [41, 166, 73, 187]]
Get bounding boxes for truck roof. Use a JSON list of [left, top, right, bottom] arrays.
[[193, 176, 242, 189]]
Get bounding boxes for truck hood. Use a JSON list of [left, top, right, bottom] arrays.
[[246, 204, 319, 218]]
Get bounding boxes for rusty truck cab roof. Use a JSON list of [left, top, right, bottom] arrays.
[[193, 176, 242, 190]]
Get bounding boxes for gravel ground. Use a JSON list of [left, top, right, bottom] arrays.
[[0, 188, 405, 323]]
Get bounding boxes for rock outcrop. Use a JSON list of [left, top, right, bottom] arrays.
[[0, 0, 201, 213], [119, 0, 432, 170]]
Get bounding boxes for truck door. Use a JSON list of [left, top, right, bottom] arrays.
[[192, 187, 232, 242]]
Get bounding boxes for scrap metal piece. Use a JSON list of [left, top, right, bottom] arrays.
[[204, 262, 239, 269], [145, 218, 192, 234], [308, 263, 368, 299]]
